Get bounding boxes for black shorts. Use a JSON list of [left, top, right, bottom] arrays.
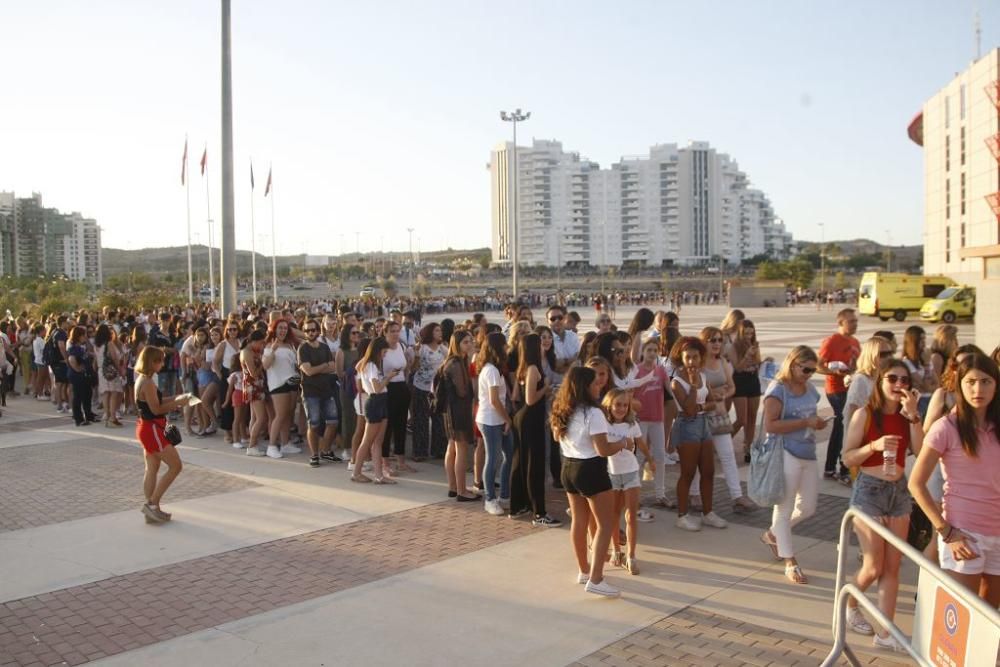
[[561, 456, 612, 498], [364, 392, 388, 423], [732, 370, 762, 398], [269, 381, 297, 395], [51, 364, 68, 383]]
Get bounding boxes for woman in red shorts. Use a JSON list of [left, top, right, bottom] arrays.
[[134, 346, 190, 523]]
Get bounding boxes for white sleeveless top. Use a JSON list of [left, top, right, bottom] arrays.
[[673, 371, 709, 411]]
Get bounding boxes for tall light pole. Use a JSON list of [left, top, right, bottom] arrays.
[[220, 0, 236, 316], [500, 108, 530, 299], [407, 227, 415, 298], [818, 222, 826, 294]]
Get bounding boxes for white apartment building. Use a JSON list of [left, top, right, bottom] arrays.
[[912, 48, 1000, 345], [0, 191, 103, 285], [489, 139, 792, 268]]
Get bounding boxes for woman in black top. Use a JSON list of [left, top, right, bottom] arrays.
[[66, 326, 97, 426], [511, 333, 560, 526], [443, 330, 477, 500]]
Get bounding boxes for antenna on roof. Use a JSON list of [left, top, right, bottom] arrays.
[[975, 6, 982, 60]]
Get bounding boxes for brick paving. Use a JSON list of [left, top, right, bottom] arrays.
[[0, 500, 543, 667], [570, 606, 910, 667], [0, 439, 257, 532]]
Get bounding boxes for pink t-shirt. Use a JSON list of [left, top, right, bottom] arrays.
[[634, 365, 668, 423], [925, 415, 1000, 536]]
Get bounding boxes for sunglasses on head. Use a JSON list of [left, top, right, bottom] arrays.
[[884, 374, 911, 386]]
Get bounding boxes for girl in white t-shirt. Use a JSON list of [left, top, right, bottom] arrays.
[[602, 388, 652, 575], [352, 336, 402, 485]]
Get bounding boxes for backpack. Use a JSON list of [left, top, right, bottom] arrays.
[[344, 364, 359, 401], [431, 364, 450, 415], [42, 333, 59, 366]]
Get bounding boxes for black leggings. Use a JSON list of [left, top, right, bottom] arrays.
[[217, 367, 234, 432], [70, 374, 95, 424], [381, 381, 411, 457], [510, 404, 547, 517]]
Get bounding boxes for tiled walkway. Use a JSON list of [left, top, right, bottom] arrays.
[[0, 439, 257, 532], [0, 501, 538, 666], [571, 606, 910, 667]]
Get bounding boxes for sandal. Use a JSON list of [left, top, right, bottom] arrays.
[[373, 477, 398, 485], [396, 462, 418, 473], [351, 474, 372, 483], [611, 550, 625, 567], [760, 530, 780, 560], [784, 563, 808, 584], [626, 557, 639, 575]]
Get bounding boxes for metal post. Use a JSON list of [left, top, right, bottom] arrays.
[[185, 139, 193, 304], [270, 180, 277, 304], [220, 0, 236, 316], [407, 227, 414, 298], [250, 162, 257, 304], [501, 109, 530, 300]]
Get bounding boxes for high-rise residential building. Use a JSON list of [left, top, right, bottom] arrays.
[[0, 192, 103, 285], [910, 48, 1000, 345], [489, 139, 792, 268]]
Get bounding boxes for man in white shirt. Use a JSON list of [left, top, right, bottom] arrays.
[[547, 305, 579, 376]]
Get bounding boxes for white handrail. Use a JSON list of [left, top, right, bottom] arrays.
[[820, 506, 1000, 667]]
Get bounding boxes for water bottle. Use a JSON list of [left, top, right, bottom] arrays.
[[883, 439, 897, 476]]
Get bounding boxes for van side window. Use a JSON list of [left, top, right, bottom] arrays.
[[923, 284, 946, 298]]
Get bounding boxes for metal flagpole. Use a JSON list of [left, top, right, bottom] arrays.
[[184, 137, 193, 304], [250, 161, 257, 304], [220, 0, 237, 317], [205, 149, 215, 304], [270, 167, 277, 303]]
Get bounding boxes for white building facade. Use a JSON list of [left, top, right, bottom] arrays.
[[490, 139, 792, 268], [912, 48, 1000, 346], [0, 191, 103, 285]]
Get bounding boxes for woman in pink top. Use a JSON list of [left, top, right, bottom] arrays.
[[910, 353, 1000, 607]]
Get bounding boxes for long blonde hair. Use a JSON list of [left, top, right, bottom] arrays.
[[774, 345, 817, 384], [719, 309, 745, 336], [855, 336, 890, 378]]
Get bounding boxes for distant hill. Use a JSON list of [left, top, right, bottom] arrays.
[[795, 238, 922, 269]]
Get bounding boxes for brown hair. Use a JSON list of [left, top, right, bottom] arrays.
[[134, 346, 165, 377], [953, 353, 1000, 457], [550, 366, 599, 440]]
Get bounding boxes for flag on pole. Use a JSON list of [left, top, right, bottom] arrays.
[[250, 162, 255, 190], [264, 166, 272, 197], [200, 147, 208, 176], [181, 138, 188, 185]]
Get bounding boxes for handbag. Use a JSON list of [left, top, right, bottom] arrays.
[[705, 410, 733, 436], [747, 384, 786, 507], [102, 346, 119, 382], [164, 423, 183, 446]]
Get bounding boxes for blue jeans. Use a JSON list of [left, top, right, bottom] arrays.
[[479, 422, 513, 502], [824, 391, 847, 475]]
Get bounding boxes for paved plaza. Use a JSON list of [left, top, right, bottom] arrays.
[[2, 304, 966, 666]]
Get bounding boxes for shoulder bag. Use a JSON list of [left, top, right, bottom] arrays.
[[747, 384, 786, 507]]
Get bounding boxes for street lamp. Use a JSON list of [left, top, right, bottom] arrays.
[[407, 227, 415, 299], [500, 108, 530, 300], [818, 222, 826, 295]]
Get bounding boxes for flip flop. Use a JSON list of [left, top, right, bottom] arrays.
[[760, 531, 780, 560]]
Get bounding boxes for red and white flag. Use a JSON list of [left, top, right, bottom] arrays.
[[264, 166, 272, 197], [200, 147, 208, 176], [181, 138, 188, 185]]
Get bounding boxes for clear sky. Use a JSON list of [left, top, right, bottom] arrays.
[[1, 1, 995, 255]]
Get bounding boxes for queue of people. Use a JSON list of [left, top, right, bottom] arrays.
[[2, 300, 997, 623]]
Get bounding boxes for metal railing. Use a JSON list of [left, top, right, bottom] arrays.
[[820, 506, 1000, 667]]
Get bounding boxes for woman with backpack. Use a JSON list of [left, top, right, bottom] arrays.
[[95, 324, 125, 428]]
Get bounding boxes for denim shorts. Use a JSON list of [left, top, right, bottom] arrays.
[[304, 395, 338, 429], [364, 392, 388, 423], [609, 470, 641, 491], [670, 414, 710, 446], [849, 472, 912, 518]]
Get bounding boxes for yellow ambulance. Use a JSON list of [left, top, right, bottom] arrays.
[[857, 272, 955, 322], [920, 285, 976, 323]]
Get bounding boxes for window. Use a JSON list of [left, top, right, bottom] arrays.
[[961, 127, 966, 166], [961, 222, 966, 248], [924, 284, 948, 298], [961, 172, 966, 216], [960, 84, 966, 120], [945, 135, 950, 171], [946, 227, 951, 263], [945, 96, 951, 128], [946, 178, 951, 219]]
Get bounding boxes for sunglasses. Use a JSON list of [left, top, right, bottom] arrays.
[[800, 366, 817, 375], [304, 328, 319, 333], [884, 374, 911, 386], [548, 315, 563, 322], [708, 337, 723, 343]]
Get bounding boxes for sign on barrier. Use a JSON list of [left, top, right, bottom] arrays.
[[912, 569, 999, 667]]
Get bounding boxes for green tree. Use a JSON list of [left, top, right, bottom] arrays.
[[787, 260, 816, 290], [380, 275, 398, 298], [834, 271, 847, 290], [755, 261, 786, 281]]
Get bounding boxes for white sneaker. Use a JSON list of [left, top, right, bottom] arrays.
[[246, 446, 265, 457], [266, 445, 283, 459], [585, 579, 621, 598], [676, 514, 702, 531], [576, 572, 589, 584], [232, 441, 246, 449], [484, 499, 504, 516], [240, 439, 250, 446], [281, 444, 302, 455], [846, 607, 874, 636], [702, 511, 728, 529], [56, 404, 66, 413], [339, 448, 351, 461], [665, 452, 680, 465], [872, 633, 905, 653], [347, 462, 356, 472]]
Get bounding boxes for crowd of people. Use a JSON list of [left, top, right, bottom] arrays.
[[0, 299, 997, 642]]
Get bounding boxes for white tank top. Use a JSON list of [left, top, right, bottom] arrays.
[[673, 372, 709, 409]]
